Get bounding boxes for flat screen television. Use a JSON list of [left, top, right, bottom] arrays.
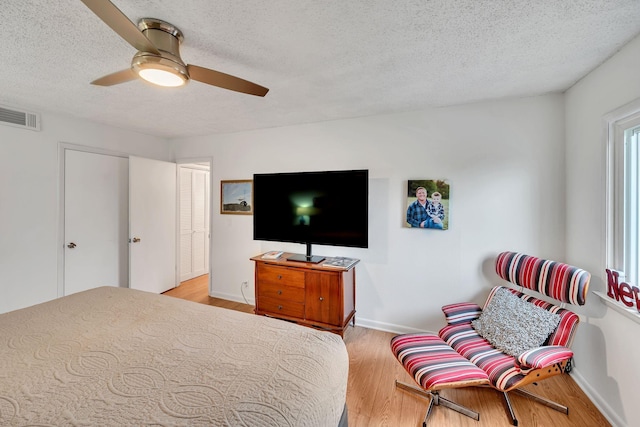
[[253, 169, 368, 263]]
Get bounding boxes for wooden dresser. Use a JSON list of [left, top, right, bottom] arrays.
[[251, 252, 358, 337]]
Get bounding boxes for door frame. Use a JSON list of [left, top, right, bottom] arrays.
[[58, 146, 210, 298], [176, 157, 213, 294], [56, 142, 130, 298]]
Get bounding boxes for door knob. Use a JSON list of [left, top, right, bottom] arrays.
[[67, 242, 76, 249], [132, 237, 141, 243]]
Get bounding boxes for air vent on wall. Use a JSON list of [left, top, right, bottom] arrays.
[[0, 104, 40, 131]]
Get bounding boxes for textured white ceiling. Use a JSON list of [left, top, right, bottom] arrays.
[[1, 0, 639, 139]]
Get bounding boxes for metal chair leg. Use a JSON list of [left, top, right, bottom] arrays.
[[422, 394, 436, 427], [512, 388, 569, 414], [395, 380, 480, 426], [502, 391, 519, 426], [435, 393, 481, 421], [501, 388, 569, 426]]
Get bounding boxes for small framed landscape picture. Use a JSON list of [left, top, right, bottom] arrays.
[[220, 180, 253, 215], [405, 179, 450, 230]]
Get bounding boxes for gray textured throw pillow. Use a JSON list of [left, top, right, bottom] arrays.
[[471, 287, 561, 357]]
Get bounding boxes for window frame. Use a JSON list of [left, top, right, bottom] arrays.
[[606, 105, 640, 281], [602, 98, 640, 323]]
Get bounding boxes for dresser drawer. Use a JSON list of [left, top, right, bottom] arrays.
[[257, 282, 305, 303], [259, 297, 305, 318], [257, 264, 305, 288]]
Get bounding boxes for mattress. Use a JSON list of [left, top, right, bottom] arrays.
[[0, 286, 349, 426]]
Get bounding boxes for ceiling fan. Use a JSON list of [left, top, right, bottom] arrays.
[[79, 0, 269, 96]]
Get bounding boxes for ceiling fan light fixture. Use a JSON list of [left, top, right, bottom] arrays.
[[132, 53, 189, 87], [138, 68, 185, 87]]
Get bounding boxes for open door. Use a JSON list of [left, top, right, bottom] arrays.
[[129, 156, 177, 293]]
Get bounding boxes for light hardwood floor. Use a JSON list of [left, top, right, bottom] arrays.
[[165, 275, 611, 427]]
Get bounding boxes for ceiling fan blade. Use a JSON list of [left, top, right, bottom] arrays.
[[80, 0, 160, 54], [187, 65, 269, 97], [91, 68, 137, 86]]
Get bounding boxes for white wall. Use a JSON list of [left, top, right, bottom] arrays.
[[565, 35, 640, 427], [0, 111, 171, 313], [171, 94, 567, 333]]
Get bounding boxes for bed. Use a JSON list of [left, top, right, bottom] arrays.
[[0, 286, 349, 426]]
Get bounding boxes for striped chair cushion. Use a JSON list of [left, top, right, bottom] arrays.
[[390, 333, 489, 391], [439, 322, 526, 391], [495, 252, 591, 305]]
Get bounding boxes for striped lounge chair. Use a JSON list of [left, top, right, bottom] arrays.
[[391, 251, 591, 426]]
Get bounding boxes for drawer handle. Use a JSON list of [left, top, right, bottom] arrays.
[[319, 297, 324, 301], [278, 305, 283, 310], [277, 275, 282, 280], [278, 290, 282, 295]]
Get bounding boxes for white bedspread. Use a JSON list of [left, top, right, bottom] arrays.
[[0, 286, 348, 426]]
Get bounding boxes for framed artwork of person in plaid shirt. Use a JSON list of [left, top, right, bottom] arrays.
[[405, 179, 450, 230]]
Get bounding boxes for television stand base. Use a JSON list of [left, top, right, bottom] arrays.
[[286, 254, 325, 264]]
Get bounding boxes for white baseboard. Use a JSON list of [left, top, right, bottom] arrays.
[[570, 367, 625, 427], [353, 317, 436, 335], [210, 290, 254, 306]]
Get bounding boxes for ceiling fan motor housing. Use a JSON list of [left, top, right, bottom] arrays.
[[131, 18, 189, 85]]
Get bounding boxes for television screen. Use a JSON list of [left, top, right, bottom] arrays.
[[253, 169, 369, 255]]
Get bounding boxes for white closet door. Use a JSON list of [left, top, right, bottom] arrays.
[[179, 167, 209, 282], [191, 169, 209, 278], [179, 167, 194, 281]]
